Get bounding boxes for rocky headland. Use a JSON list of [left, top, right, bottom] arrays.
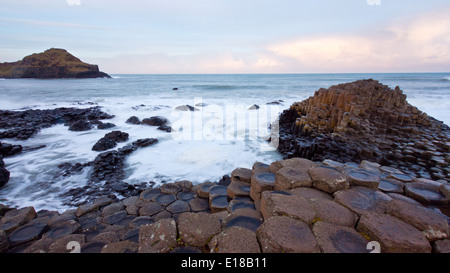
[[0, 79, 449, 253], [0, 48, 110, 79], [278, 79, 450, 182]]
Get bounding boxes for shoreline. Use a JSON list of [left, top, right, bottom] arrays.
[[0, 78, 449, 253], [0, 157, 449, 253]]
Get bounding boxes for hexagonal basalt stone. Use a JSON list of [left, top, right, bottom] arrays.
[[256, 216, 320, 253], [250, 172, 276, 201], [231, 168, 252, 183], [210, 196, 229, 213], [176, 191, 195, 202], [275, 167, 312, 191], [189, 198, 210, 212], [196, 182, 216, 198], [309, 167, 349, 194], [43, 220, 81, 240], [138, 202, 163, 217], [140, 188, 161, 202], [344, 168, 380, 190], [386, 199, 449, 241], [334, 188, 391, 216], [378, 179, 404, 194], [155, 194, 176, 206], [177, 212, 221, 247], [209, 226, 261, 253], [0, 207, 37, 233], [356, 212, 431, 253], [227, 181, 251, 199], [312, 221, 369, 253], [7, 221, 47, 247], [166, 200, 190, 214], [405, 182, 447, 205], [260, 191, 316, 224]]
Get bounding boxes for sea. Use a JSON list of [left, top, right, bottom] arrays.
[[0, 73, 449, 212]]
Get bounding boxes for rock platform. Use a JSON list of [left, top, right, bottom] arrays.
[[1, 158, 448, 253]]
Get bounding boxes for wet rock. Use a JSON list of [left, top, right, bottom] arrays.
[[101, 202, 125, 217], [155, 124, 172, 132], [275, 167, 312, 190], [155, 194, 176, 207], [48, 234, 85, 253], [176, 191, 195, 202], [166, 200, 190, 214], [405, 182, 447, 205], [0, 207, 37, 233], [312, 221, 369, 253], [231, 168, 252, 183], [227, 181, 251, 199], [356, 212, 431, 253], [7, 221, 47, 247], [97, 122, 116, 130], [160, 183, 182, 195], [81, 241, 106, 253], [209, 226, 261, 253], [386, 199, 449, 241], [250, 172, 276, 201], [177, 212, 221, 247], [102, 240, 138, 253], [248, 104, 260, 110], [378, 179, 404, 194], [268, 158, 317, 174], [175, 105, 199, 112], [0, 167, 9, 188], [222, 209, 263, 232], [75, 202, 100, 218], [141, 116, 168, 126], [140, 188, 160, 202], [196, 182, 216, 199], [128, 216, 154, 229], [189, 198, 210, 212], [260, 191, 315, 224], [139, 202, 163, 217], [0, 230, 9, 252], [210, 196, 229, 213], [138, 218, 177, 253], [102, 210, 128, 225], [388, 173, 413, 183], [289, 187, 333, 203], [309, 167, 349, 194], [126, 116, 141, 125], [92, 137, 117, 151], [43, 220, 81, 240], [432, 239, 450, 253], [309, 199, 358, 228], [68, 120, 92, 131], [344, 168, 380, 190], [333, 188, 391, 216], [256, 216, 320, 253], [0, 142, 22, 157]]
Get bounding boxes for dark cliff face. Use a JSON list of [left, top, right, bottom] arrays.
[[0, 48, 111, 79], [277, 79, 450, 181]]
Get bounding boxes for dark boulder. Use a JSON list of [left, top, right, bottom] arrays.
[[68, 120, 92, 132], [0, 142, 22, 157], [0, 167, 10, 188], [141, 116, 168, 127], [126, 116, 141, 125]]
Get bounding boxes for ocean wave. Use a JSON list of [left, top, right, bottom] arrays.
[[442, 76, 450, 81]]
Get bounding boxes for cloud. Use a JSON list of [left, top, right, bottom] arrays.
[[89, 6, 450, 74], [266, 7, 450, 72]]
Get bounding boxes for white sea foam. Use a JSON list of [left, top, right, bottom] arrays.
[[0, 74, 448, 211]]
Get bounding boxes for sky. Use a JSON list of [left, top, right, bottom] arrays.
[[0, 0, 450, 74]]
